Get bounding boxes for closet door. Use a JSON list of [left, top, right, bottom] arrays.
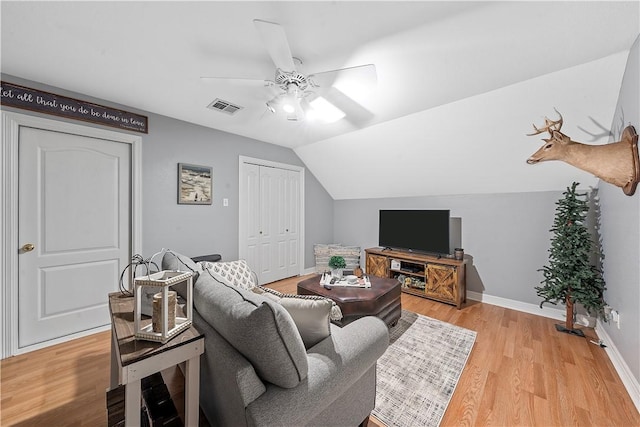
[[285, 170, 300, 276], [239, 158, 303, 286], [259, 166, 288, 284], [242, 163, 261, 279]]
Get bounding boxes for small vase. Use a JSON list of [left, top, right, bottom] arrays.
[[331, 268, 343, 278]]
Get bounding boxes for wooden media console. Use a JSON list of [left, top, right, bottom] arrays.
[[365, 247, 466, 309]]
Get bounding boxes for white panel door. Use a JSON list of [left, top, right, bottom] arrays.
[[259, 166, 289, 284], [285, 170, 300, 276], [239, 158, 302, 286], [242, 163, 260, 274], [257, 166, 273, 283], [269, 167, 289, 283], [18, 127, 130, 348]]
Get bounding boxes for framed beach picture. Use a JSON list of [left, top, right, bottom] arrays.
[[178, 163, 213, 205]]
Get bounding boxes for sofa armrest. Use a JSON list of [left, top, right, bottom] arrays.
[[191, 254, 222, 263], [246, 316, 389, 426]]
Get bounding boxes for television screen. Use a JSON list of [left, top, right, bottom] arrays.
[[378, 210, 450, 255]]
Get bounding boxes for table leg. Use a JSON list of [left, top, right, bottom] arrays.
[[109, 328, 119, 389], [184, 355, 200, 426], [125, 378, 141, 427]]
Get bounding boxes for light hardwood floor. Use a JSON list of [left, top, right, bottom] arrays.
[[2, 274, 639, 426]]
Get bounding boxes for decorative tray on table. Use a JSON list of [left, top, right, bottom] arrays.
[[319, 273, 371, 288]]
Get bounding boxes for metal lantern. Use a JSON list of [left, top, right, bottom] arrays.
[[133, 270, 193, 343]]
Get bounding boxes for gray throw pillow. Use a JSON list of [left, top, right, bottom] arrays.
[[194, 270, 308, 388]]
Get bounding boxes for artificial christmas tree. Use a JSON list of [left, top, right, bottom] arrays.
[[536, 182, 607, 336]]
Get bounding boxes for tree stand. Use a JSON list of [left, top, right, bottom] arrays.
[[555, 296, 585, 337]]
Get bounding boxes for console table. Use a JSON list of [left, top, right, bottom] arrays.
[[108, 293, 204, 426], [365, 247, 466, 309]]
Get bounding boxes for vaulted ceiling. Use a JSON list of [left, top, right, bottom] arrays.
[[2, 1, 639, 198]]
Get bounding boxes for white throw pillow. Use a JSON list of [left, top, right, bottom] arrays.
[[206, 260, 256, 291]]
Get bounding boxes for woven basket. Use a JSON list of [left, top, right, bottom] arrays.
[[314, 244, 361, 273]]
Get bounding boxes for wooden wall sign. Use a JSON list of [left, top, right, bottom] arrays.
[[0, 81, 148, 134]]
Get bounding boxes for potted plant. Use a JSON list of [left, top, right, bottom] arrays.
[[328, 255, 347, 278], [535, 182, 607, 336]]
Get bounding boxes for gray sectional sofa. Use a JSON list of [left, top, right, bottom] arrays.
[[162, 252, 389, 427]]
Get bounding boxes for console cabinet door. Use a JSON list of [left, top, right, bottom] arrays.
[[366, 254, 388, 278], [425, 264, 458, 303]]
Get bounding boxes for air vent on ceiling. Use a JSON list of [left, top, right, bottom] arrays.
[[207, 98, 243, 115]]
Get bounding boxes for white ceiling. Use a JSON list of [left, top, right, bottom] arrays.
[[2, 1, 639, 198]]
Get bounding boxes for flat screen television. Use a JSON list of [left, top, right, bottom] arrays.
[[378, 209, 450, 255]]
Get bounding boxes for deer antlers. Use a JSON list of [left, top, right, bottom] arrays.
[[527, 108, 563, 136]]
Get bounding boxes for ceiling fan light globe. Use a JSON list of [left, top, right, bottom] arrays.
[[282, 103, 295, 113]]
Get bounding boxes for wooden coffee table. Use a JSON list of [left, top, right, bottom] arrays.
[[297, 275, 401, 327]]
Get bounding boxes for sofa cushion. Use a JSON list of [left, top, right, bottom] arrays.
[[252, 287, 334, 349], [206, 259, 256, 290], [195, 270, 308, 388]]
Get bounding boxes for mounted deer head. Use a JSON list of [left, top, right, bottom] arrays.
[[527, 110, 639, 196]]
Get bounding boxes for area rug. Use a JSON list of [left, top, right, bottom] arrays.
[[372, 310, 477, 427]]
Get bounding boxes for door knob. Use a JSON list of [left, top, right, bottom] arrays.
[[21, 243, 35, 252]]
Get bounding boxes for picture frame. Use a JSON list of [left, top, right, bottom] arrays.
[[178, 163, 213, 205]]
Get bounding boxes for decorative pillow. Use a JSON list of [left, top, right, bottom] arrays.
[[195, 270, 308, 388], [253, 287, 343, 349], [206, 259, 256, 291]]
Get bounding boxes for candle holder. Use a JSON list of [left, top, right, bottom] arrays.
[[152, 290, 177, 332], [134, 270, 193, 343]]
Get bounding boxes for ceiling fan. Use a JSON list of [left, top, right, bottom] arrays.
[[202, 19, 376, 123]]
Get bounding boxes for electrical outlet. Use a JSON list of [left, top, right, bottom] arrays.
[[223, 198, 229, 207], [611, 310, 620, 329]]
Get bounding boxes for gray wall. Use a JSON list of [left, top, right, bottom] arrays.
[[599, 35, 640, 384], [1, 74, 334, 269], [141, 110, 335, 267], [334, 191, 562, 305]]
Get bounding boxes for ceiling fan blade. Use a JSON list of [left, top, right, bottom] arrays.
[[309, 64, 377, 88], [253, 19, 296, 72], [323, 87, 374, 126]]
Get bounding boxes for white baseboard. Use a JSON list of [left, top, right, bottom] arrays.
[[302, 267, 316, 275], [467, 290, 639, 414], [466, 290, 566, 321], [12, 324, 111, 357], [594, 320, 640, 413]]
